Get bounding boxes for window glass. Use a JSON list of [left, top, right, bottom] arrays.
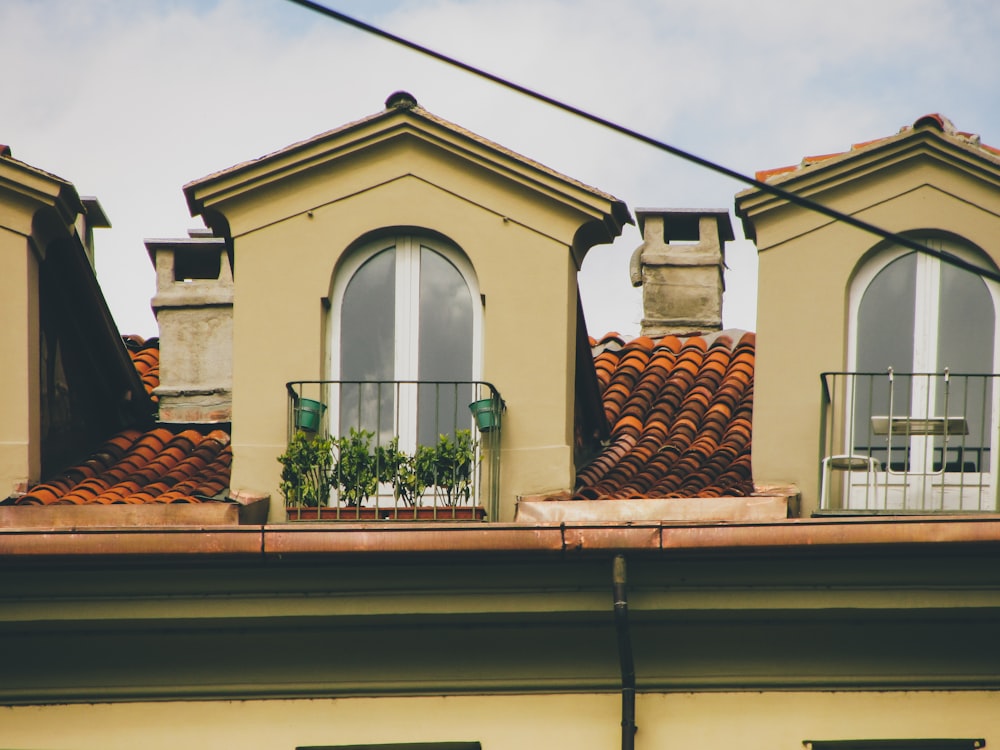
[[334, 235, 479, 449], [857, 251, 916, 373], [851, 240, 998, 477], [937, 259, 995, 373], [340, 247, 395, 437], [854, 252, 916, 464], [418, 245, 473, 445], [935, 259, 995, 470]]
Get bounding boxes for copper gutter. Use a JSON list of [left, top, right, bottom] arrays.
[[3, 515, 1000, 560]]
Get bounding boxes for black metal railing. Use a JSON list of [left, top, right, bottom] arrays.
[[283, 380, 503, 521], [819, 370, 998, 512]]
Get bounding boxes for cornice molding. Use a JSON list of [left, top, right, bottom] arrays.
[[0, 157, 82, 237], [184, 104, 630, 248], [736, 127, 1000, 240]]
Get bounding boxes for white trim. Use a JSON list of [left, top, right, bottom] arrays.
[[327, 232, 483, 452], [847, 239, 1000, 372], [844, 236, 1000, 510]]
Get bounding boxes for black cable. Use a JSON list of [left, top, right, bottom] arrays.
[[285, 0, 1000, 284]]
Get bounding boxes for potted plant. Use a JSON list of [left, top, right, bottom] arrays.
[[282, 428, 485, 521], [332, 428, 378, 506], [415, 429, 478, 506], [278, 431, 334, 510], [375, 437, 426, 506]]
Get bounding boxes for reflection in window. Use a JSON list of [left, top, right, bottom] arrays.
[[852, 239, 997, 474], [418, 245, 473, 445], [335, 235, 478, 448], [340, 247, 396, 438]]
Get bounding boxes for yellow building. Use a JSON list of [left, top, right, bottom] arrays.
[[3, 106, 1000, 750], [737, 113, 1000, 516]]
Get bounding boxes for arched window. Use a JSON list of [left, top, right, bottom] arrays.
[[843, 236, 1000, 509], [330, 233, 482, 448]]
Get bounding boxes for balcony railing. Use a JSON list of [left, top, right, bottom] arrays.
[[820, 370, 999, 513], [284, 380, 503, 521]]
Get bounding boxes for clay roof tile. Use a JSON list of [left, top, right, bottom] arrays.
[[576, 330, 755, 500], [14, 422, 235, 507]]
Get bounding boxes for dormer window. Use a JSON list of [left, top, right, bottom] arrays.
[[329, 233, 482, 449], [834, 236, 1000, 510], [183, 94, 628, 520]]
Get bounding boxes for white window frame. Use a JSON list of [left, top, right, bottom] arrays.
[[327, 233, 483, 451], [844, 237, 1000, 510]]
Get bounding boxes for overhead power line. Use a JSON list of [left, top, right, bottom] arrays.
[[286, 0, 1000, 284]]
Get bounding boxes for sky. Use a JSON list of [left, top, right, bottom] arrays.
[[3, 0, 1000, 340]]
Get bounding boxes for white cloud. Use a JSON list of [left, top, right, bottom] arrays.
[[3, 0, 999, 339]]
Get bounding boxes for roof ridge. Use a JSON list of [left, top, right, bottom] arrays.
[[754, 113, 1000, 184]]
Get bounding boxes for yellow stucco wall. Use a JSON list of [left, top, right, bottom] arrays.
[[741, 136, 1000, 514], [0, 226, 39, 494], [3, 691, 999, 750], [195, 116, 621, 520]]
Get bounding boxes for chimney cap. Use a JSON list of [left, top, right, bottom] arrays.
[[144, 235, 226, 264], [635, 208, 735, 243]]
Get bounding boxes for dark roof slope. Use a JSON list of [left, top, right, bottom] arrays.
[[15, 338, 233, 506]]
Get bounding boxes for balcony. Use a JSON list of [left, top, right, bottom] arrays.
[[820, 370, 999, 513], [284, 380, 503, 521]]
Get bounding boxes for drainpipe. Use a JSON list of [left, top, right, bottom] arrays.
[[613, 553, 637, 750]]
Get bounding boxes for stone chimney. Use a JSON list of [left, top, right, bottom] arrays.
[[629, 208, 734, 337], [146, 230, 233, 423]]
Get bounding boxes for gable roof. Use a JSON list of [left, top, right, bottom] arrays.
[[753, 114, 1000, 185], [183, 92, 631, 267], [736, 114, 1000, 245], [187, 92, 626, 207], [572, 330, 755, 499]]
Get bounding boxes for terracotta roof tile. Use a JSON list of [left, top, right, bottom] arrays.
[[123, 336, 160, 403], [754, 114, 1000, 183], [572, 329, 755, 500], [15, 426, 233, 506]]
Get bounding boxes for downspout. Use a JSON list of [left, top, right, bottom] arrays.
[[613, 553, 637, 750]]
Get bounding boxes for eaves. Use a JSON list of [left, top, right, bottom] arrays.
[[735, 129, 1000, 243], [6, 515, 1000, 563]]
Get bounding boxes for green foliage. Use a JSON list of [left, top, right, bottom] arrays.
[[414, 430, 478, 506], [277, 431, 334, 508], [332, 428, 378, 506], [374, 436, 425, 507], [281, 427, 480, 509]]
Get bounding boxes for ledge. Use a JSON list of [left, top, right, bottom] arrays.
[[0, 495, 268, 529], [515, 491, 797, 524]]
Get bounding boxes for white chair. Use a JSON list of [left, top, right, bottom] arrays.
[[820, 454, 881, 510]]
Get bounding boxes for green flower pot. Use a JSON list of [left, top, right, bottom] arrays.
[[295, 398, 327, 432], [469, 398, 499, 432]]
